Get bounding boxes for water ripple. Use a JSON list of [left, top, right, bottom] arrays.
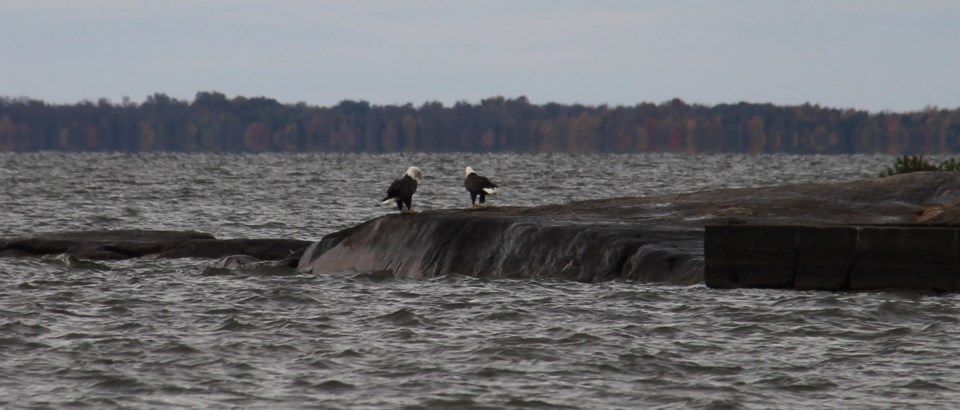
[[2, 153, 960, 408]]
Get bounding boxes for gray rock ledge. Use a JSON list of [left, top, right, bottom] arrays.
[[299, 172, 960, 285], [0, 229, 311, 266]]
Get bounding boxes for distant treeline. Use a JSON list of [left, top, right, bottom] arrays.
[[2, 92, 960, 154]]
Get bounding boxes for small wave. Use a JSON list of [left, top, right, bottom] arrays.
[[91, 374, 148, 392], [377, 308, 430, 327], [157, 383, 207, 395], [0, 336, 50, 350], [332, 349, 364, 358], [260, 342, 302, 353], [726, 323, 776, 335], [88, 215, 125, 225], [201, 267, 234, 277], [757, 374, 839, 392], [557, 332, 605, 345], [872, 300, 925, 323], [103, 305, 132, 315], [314, 380, 356, 392], [16, 282, 38, 289], [0, 320, 51, 336], [412, 397, 487, 409], [307, 358, 340, 369], [155, 341, 202, 354], [648, 325, 681, 335], [505, 397, 578, 409], [469, 346, 561, 362], [25, 279, 68, 287], [391, 290, 424, 299], [918, 322, 944, 332], [105, 322, 145, 331], [439, 301, 475, 310], [383, 328, 417, 340], [266, 319, 320, 332], [898, 379, 956, 391], [258, 290, 322, 305], [58, 397, 122, 408], [247, 221, 288, 230], [489, 335, 555, 345], [838, 326, 913, 341], [595, 363, 628, 374], [205, 307, 243, 315], [45, 308, 83, 317], [480, 310, 529, 321], [677, 396, 744, 409], [46, 254, 111, 270], [215, 317, 255, 331], [671, 360, 744, 376], [243, 265, 299, 276], [426, 273, 487, 284], [472, 366, 526, 378], [600, 289, 668, 303], [349, 270, 397, 282]]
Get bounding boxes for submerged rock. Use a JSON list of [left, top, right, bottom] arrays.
[[299, 172, 960, 284]]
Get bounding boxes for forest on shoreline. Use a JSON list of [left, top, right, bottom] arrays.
[[2, 92, 959, 154]]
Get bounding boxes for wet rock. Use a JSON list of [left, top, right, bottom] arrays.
[[300, 213, 703, 283], [300, 172, 960, 284], [0, 229, 312, 262]]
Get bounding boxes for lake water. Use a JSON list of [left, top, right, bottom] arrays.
[[2, 152, 959, 408]]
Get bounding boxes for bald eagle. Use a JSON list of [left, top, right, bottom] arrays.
[[381, 166, 424, 213], [464, 166, 497, 207]]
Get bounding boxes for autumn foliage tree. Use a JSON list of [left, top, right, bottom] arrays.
[[1, 93, 960, 154]]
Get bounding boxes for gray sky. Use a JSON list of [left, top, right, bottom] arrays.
[[2, 0, 958, 112]]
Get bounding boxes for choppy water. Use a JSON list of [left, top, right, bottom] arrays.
[[2, 153, 959, 408]]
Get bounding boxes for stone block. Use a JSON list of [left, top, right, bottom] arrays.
[[705, 225, 797, 289], [794, 226, 857, 291], [849, 227, 959, 292]]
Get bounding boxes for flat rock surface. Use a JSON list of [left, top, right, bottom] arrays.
[[0, 229, 312, 264], [299, 172, 960, 283]]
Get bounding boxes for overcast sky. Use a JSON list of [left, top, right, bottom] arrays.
[[2, 0, 958, 112]]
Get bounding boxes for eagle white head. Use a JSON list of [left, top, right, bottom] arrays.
[[406, 166, 424, 181], [464, 166, 476, 177]]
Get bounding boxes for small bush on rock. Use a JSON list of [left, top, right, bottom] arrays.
[[879, 155, 960, 177], [940, 158, 960, 172]]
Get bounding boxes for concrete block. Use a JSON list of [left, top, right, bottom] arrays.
[[794, 226, 857, 291], [705, 225, 797, 289], [849, 227, 959, 292]]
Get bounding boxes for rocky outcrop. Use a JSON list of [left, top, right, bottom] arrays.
[[299, 172, 960, 284], [0, 230, 311, 266], [300, 211, 704, 283]]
